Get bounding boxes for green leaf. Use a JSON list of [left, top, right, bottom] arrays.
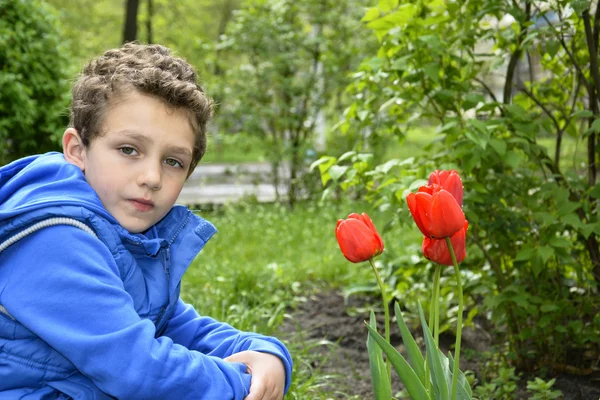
[[309, 156, 336, 172], [538, 246, 555, 264], [465, 129, 489, 150], [591, 118, 600, 133], [515, 247, 536, 262], [489, 137, 507, 156], [545, 40, 560, 57], [548, 237, 570, 248], [572, 109, 594, 118], [328, 165, 348, 181], [540, 303, 559, 312], [394, 303, 426, 386], [423, 63, 440, 83], [418, 303, 449, 400], [364, 323, 430, 400], [337, 151, 356, 163], [362, 7, 381, 22], [367, 311, 392, 400], [504, 151, 521, 169], [447, 352, 473, 399], [378, 0, 399, 13]]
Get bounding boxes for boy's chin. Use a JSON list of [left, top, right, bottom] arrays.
[[117, 217, 155, 234]]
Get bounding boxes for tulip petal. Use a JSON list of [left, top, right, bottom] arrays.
[[335, 217, 384, 263], [430, 189, 465, 238], [423, 221, 468, 265], [443, 172, 464, 206], [407, 192, 432, 237]]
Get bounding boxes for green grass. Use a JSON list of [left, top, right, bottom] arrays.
[[181, 201, 383, 330]]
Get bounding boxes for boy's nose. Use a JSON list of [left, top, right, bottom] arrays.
[[137, 162, 162, 191]]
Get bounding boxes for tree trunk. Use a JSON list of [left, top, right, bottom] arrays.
[[146, 0, 153, 44], [123, 0, 140, 44]]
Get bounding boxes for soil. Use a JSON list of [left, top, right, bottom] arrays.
[[279, 289, 600, 400]]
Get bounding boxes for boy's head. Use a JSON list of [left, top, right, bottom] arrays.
[[63, 43, 213, 233], [69, 42, 213, 174]]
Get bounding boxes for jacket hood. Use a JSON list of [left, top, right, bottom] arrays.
[[0, 152, 114, 222]]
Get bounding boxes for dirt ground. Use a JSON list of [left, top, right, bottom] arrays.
[[279, 290, 600, 400]]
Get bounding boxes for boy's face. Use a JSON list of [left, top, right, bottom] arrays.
[[78, 92, 195, 233]]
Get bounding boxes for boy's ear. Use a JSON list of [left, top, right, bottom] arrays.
[[62, 128, 86, 171]]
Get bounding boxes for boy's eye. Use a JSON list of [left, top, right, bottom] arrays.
[[165, 158, 183, 168], [119, 146, 137, 155]]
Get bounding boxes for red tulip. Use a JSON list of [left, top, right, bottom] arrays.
[[336, 213, 384, 263], [422, 221, 468, 266], [428, 170, 464, 206], [406, 185, 466, 238]]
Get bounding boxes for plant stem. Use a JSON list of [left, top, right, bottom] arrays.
[[432, 265, 441, 347], [445, 237, 463, 400], [425, 264, 441, 397], [369, 258, 391, 381]]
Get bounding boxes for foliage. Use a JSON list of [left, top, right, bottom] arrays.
[[0, 0, 71, 163], [526, 377, 563, 400], [315, 0, 600, 374], [216, 0, 375, 205]]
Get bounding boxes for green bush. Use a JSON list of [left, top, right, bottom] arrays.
[[316, 0, 600, 373], [0, 0, 71, 163]]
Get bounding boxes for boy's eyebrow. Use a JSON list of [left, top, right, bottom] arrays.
[[116, 130, 193, 157]]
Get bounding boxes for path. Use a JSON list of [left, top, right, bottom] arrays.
[[177, 162, 290, 205]]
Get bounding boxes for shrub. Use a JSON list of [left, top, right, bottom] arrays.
[[0, 0, 71, 163]]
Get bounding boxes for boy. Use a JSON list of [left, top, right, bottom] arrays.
[[0, 43, 292, 399]]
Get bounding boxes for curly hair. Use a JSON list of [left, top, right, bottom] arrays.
[[69, 42, 214, 174]]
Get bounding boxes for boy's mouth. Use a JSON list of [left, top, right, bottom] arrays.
[[130, 198, 154, 212]]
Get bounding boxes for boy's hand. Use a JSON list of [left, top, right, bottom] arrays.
[[224, 350, 285, 400]]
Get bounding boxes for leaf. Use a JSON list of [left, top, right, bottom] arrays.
[[515, 247, 536, 262], [394, 303, 426, 386], [545, 40, 560, 57], [447, 352, 473, 399], [549, 237, 570, 248], [466, 119, 490, 149], [538, 246, 555, 265], [504, 151, 521, 169], [572, 109, 593, 118], [418, 303, 450, 400], [378, 0, 399, 13], [337, 151, 356, 163], [362, 7, 381, 22], [488, 137, 507, 156], [328, 165, 348, 182], [364, 323, 430, 400], [367, 311, 392, 400], [309, 156, 336, 172], [423, 63, 440, 83], [591, 118, 600, 133]]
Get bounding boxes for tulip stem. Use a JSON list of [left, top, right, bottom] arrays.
[[369, 258, 391, 381], [445, 236, 463, 400], [432, 265, 441, 347], [426, 264, 441, 396]]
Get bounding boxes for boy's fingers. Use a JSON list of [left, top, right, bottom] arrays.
[[244, 379, 266, 400]]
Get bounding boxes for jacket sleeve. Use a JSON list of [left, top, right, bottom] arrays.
[[162, 298, 294, 393], [0, 226, 251, 400]]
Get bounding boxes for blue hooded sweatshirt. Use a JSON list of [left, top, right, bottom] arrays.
[[0, 153, 292, 399]]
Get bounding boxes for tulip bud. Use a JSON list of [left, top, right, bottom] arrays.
[[428, 170, 464, 206], [336, 213, 384, 263], [406, 188, 465, 238]]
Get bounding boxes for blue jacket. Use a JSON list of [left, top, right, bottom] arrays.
[[0, 153, 292, 399]]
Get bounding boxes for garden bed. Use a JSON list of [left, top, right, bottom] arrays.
[[280, 290, 600, 399]]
